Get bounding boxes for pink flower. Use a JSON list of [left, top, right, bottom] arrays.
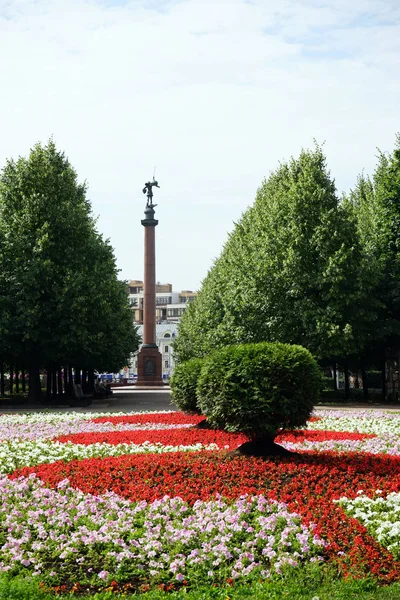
[[97, 570, 109, 580]]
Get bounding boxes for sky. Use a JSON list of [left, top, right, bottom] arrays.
[[0, 0, 399, 292]]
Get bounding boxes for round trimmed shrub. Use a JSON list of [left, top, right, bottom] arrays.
[[196, 342, 320, 440], [170, 357, 204, 413]]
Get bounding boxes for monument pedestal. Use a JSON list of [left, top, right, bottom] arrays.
[[136, 345, 163, 386]]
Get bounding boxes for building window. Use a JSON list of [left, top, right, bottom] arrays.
[[157, 296, 172, 305], [165, 360, 169, 368], [164, 333, 171, 338], [164, 346, 169, 353], [167, 308, 185, 317]]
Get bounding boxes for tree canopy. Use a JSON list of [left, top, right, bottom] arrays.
[[0, 140, 139, 397], [174, 144, 375, 365], [346, 136, 400, 375]]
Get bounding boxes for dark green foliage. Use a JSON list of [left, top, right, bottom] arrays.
[[0, 140, 140, 396], [196, 342, 320, 440], [170, 357, 203, 412]]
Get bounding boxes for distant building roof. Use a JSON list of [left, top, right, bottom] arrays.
[[136, 322, 179, 338]]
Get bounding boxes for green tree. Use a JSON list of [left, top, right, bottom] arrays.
[[174, 145, 372, 366], [0, 140, 139, 399], [348, 135, 400, 397]]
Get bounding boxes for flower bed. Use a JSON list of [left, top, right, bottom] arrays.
[[1, 409, 400, 592], [337, 491, 400, 560], [53, 428, 247, 447], [0, 475, 326, 588]]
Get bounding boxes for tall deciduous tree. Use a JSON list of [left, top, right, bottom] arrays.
[[349, 135, 400, 395], [174, 145, 375, 365], [0, 140, 139, 399]]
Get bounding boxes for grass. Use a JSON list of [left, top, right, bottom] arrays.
[[2, 566, 400, 600]]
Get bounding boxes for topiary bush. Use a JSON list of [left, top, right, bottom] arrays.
[[196, 342, 320, 446], [170, 357, 204, 413]]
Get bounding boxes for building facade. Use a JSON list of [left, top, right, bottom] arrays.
[[127, 280, 197, 325], [124, 281, 197, 380]]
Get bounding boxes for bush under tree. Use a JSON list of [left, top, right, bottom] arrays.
[[170, 357, 204, 413], [196, 342, 321, 456]]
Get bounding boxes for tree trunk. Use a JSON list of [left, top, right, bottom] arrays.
[[361, 366, 368, 400], [64, 366, 68, 396], [9, 366, 14, 395], [88, 370, 95, 394], [82, 370, 87, 393], [15, 366, 20, 394], [28, 359, 41, 401], [333, 363, 338, 391], [64, 364, 74, 396], [354, 371, 360, 389], [381, 352, 386, 403], [21, 369, 26, 394], [75, 367, 81, 385], [344, 361, 350, 399], [52, 363, 57, 398], [57, 367, 63, 396], [36, 369, 41, 399], [0, 363, 4, 396], [46, 364, 52, 398]]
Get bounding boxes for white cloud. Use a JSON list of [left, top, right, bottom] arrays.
[[0, 0, 399, 290]]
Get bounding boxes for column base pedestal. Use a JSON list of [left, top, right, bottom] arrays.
[[136, 346, 164, 387]]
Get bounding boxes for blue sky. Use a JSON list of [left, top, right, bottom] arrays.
[[0, 0, 399, 291]]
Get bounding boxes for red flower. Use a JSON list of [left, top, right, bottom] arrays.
[[90, 412, 205, 426], [53, 428, 247, 448], [275, 430, 376, 443]]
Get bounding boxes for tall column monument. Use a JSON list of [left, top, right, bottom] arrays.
[[136, 178, 164, 386]]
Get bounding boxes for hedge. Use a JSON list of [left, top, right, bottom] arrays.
[[170, 357, 204, 413]]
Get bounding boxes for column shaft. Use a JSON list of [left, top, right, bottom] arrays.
[[143, 225, 156, 345]]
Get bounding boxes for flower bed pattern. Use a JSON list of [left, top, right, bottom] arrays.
[[1, 408, 400, 591], [337, 491, 400, 560]]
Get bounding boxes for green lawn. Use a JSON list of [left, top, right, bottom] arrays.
[[2, 567, 400, 600]]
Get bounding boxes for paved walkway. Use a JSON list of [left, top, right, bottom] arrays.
[[0, 388, 176, 414], [1, 389, 400, 414], [316, 403, 400, 411]]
